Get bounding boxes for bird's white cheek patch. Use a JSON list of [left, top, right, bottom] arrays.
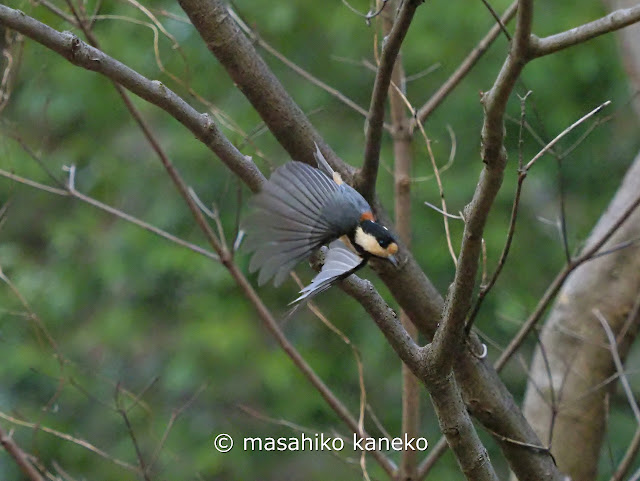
[[355, 227, 388, 258]]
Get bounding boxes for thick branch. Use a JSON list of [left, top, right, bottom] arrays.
[[176, 0, 346, 176], [531, 4, 640, 58], [358, 0, 422, 201], [340, 263, 559, 481], [339, 275, 498, 481], [428, 375, 498, 481], [521, 154, 640, 480], [340, 275, 422, 367], [1, 6, 562, 480]]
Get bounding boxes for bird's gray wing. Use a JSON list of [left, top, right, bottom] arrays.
[[290, 240, 365, 304], [244, 162, 352, 286]]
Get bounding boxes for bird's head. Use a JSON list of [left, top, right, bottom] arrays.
[[353, 219, 399, 266]]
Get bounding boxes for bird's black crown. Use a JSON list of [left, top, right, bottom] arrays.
[[360, 220, 397, 247]]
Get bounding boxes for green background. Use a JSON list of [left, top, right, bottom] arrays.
[[1, 0, 639, 479]]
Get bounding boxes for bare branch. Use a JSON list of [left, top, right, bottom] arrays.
[[479, 0, 512, 41], [0, 411, 139, 473], [176, 0, 345, 176], [532, 4, 640, 58], [225, 260, 398, 476], [413, 0, 518, 126], [228, 7, 372, 122], [0, 425, 45, 481], [0, 4, 265, 192], [0, 166, 220, 262], [594, 309, 640, 425], [524, 101, 612, 171], [496, 190, 640, 371], [426, 0, 535, 374], [358, 0, 422, 201]]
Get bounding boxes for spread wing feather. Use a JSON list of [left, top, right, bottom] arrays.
[[245, 161, 361, 286]]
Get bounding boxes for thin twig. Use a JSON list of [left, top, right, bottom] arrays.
[[594, 309, 640, 425], [524, 101, 611, 171], [415, 117, 458, 266], [148, 383, 207, 470], [228, 7, 373, 122], [0, 411, 139, 472], [115, 385, 151, 481], [479, 0, 512, 41], [495, 191, 640, 371], [0, 166, 220, 262], [413, 0, 518, 126]]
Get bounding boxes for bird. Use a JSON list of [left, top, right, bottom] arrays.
[[244, 144, 399, 303]]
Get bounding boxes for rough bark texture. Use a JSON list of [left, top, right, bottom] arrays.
[[521, 153, 640, 481]]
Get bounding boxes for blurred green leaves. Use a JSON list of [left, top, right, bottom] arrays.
[[1, 0, 639, 479]]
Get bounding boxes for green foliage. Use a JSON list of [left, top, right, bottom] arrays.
[[1, 0, 639, 479]]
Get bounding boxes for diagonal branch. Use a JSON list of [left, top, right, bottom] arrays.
[[358, 0, 422, 201], [176, 0, 347, 176], [228, 7, 373, 122], [0, 425, 45, 481], [338, 274, 498, 481], [427, 0, 535, 374], [413, 0, 518, 127], [531, 4, 640, 58], [496, 190, 640, 371], [0, 4, 264, 193]]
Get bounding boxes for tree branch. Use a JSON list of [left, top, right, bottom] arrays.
[[531, 4, 640, 58], [496, 188, 640, 371], [380, 2, 421, 477], [338, 274, 498, 481], [427, 0, 534, 373], [0, 425, 45, 481], [176, 0, 347, 177], [0, 4, 265, 193], [0, 6, 564, 480], [413, 0, 518, 127], [358, 0, 422, 201]]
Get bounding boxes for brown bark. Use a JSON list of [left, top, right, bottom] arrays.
[[521, 153, 640, 480]]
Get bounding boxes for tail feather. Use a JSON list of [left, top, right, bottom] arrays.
[[290, 240, 365, 304]]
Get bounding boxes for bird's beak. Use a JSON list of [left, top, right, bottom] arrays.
[[387, 254, 399, 268]]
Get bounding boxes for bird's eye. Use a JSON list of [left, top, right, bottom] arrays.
[[378, 239, 385, 246]]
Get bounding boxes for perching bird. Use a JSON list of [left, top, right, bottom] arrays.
[[244, 144, 398, 303]]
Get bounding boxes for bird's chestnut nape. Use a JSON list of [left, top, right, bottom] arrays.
[[245, 144, 399, 303]]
